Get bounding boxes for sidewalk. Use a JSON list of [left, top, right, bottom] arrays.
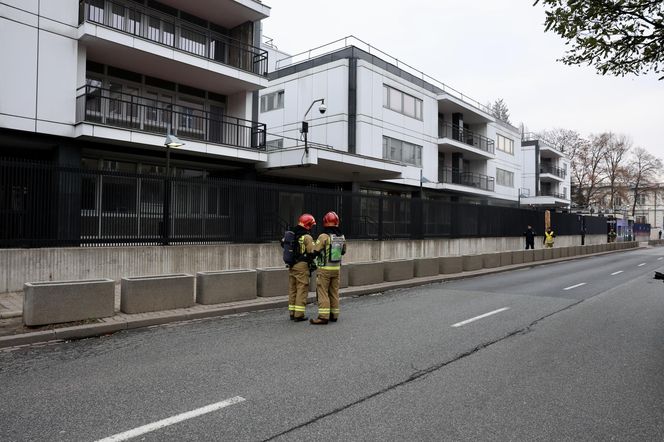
[[0, 246, 647, 349]]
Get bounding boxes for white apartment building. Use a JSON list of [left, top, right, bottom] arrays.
[[258, 37, 523, 205], [519, 134, 571, 208], [1, 0, 270, 172]]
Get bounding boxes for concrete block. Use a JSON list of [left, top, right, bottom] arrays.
[[439, 256, 463, 274], [462, 255, 483, 271], [481, 253, 501, 269], [340, 266, 349, 288], [511, 250, 524, 265], [196, 269, 257, 305], [543, 248, 554, 260], [523, 250, 535, 263], [23, 278, 115, 326], [414, 257, 439, 277], [347, 261, 385, 286], [383, 259, 414, 282], [499, 252, 512, 267], [552, 248, 561, 259], [533, 249, 545, 261], [559, 247, 569, 258], [121, 273, 194, 314], [256, 267, 289, 297]]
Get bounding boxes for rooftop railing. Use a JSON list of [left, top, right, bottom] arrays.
[[438, 122, 495, 154], [522, 132, 565, 154], [75, 85, 266, 150], [439, 167, 495, 192], [79, 0, 268, 76]]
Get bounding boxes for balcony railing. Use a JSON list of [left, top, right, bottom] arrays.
[[438, 122, 495, 154], [540, 190, 567, 199], [75, 86, 266, 150], [439, 167, 495, 192], [540, 164, 566, 178], [79, 0, 268, 76]]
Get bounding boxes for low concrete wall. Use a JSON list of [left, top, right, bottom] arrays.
[[499, 252, 512, 267], [347, 262, 384, 286], [462, 255, 483, 271], [414, 257, 439, 277], [0, 234, 609, 294], [196, 269, 257, 305], [384, 259, 414, 282], [256, 267, 289, 297], [23, 279, 115, 326], [481, 253, 501, 269], [511, 250, 524, 265], [440, 256, 463, 274], [121, 273, 194, 314]]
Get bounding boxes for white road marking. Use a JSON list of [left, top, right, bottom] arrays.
[[95, 396, 246, 442], [452, 307, 510, 328], [638, 263, 646, 267], [610, 271, 623, 275], [658, 257, 663, 261], [563, 283, 586, 291]]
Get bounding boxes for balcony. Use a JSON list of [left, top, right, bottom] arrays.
[[438, 121, 495, 159], [438, 167, 495, 192], [540, 164, 566, 180], [540, 190, 567, 199], [75, 85, 266, 150], [79, 0, 268, 77]]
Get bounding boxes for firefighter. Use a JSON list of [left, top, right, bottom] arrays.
[[310, 211, 346, 325], [543, 227, 556, 248], [287, 213, 316, 321]]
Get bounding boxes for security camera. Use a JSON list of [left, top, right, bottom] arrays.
[[318, 103, 327, 114]]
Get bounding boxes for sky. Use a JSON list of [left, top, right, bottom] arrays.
[[261, 0, 664, 159]]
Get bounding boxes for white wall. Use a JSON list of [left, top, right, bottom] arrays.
[[487, 124, 521, 201], [521, 144, 537, 195]]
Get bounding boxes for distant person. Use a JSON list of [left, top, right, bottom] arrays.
[[659, 230, 662, 240], [524, 225, 536, 250], [543, 227, 556, 248], [608, 228, 617, 243]]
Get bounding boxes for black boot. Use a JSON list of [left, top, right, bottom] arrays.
[[293, 316, 308, 322], [310, 317, 328, 325], [329, 316, 338, 322]]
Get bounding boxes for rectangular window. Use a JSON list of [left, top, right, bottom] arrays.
[[383, 84, 423, 120], [496, 134, 514, 155], [382, 136, 422, 167], [636, 215, 647, 224], [260, 90, 285, 113], [496, 168, 514, 187], [636, 194, 647, 205]]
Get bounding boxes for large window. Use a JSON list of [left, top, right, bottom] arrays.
[[383, 85, 423, 120], [636, 194, 647, 205], [260, 90, 284, 112], [496, 168, 514, 187], [496, 134, 514, 155], [382, 136, 422, 167]]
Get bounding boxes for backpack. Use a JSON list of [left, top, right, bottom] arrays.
[[327, 234, 346, 264], [282, 230, 300, 266]]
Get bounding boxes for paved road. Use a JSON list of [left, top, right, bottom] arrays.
[[2, 247, 664, 441]]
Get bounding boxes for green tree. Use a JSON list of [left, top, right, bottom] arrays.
[[489, 98, 511, 123], [535, 0, 664, 79]]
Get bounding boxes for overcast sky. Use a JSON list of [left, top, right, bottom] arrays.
[[261, 0, 664, 159]]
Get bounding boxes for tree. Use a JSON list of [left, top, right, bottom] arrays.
[[535, 0, 664, 79], [625, 147, 663, 216], [601, 133, 632, 210], [489, 98, 511, 123]]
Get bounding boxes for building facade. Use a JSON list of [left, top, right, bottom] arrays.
[[520, 133, 571, 209]]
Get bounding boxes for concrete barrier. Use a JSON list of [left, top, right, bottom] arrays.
[[559, 247, 569, 258], [439, 256, 463, 274], [384, 259, 415, 282], [551, 248, 561, 259], [196, 269, 257, 305], [523, 250, 535, 263], [533, 249, 545, 261], [340, 267, 349, 288], [256, 267, 289, 297], [481, 253, 501, 269], [462, 255, 483, 271], [121, 273, 194, 314], [23, 278, 115, 326], [499, 252, 512, 267], [511, 250, 524, 265], [414, 257, 440, 277], [347, 262, 385, 286]]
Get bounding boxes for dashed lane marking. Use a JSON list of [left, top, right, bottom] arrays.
[[563, 282, 586, 291], [452, 307, 510, 328], [611, 271, 623, 275], [638, 263, 646, 267], [95, 396, 246, 442]]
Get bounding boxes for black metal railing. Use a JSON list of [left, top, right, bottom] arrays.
[[439, 167, 495, 192], [540, 164, 566, 178], [79, 0, 268, 76], [0, 158, 605, 248], [75, 86, 266, 150], [438, 122, 495, 154], [540, 190, 567, 199]]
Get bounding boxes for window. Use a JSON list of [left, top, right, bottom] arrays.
[[383, 85, 423, 120], [382, 136, 422, 167], [636, 215, 647, 224], [636, 194, 647, 205], [496, 134, 514, 155], [562, 187, 567, 198], [260, 90, 284, 112], [615, 197, 622, 207], [496, 168, 514, 187]]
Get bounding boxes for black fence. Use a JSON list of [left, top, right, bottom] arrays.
[[0, 159, 607, 248]]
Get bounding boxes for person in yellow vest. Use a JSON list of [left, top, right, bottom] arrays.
[[310, 211, 346, 325], [287, 214, 316, 321], [543, 227, 556, 248]]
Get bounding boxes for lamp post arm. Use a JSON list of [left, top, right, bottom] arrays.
[[303, 98, 325, 120]]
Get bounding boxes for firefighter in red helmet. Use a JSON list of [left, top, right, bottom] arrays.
[[310, 211, 346, 324], [287, 213, 317, 321]]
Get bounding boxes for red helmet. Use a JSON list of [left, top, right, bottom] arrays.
[[298, 213, 316, 230], [323, 211, 340, 227]]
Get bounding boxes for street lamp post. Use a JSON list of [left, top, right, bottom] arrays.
[[300, 98, 326, 154], [162, 130, 184, 245]]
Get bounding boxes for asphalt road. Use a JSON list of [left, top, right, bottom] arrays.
[[2, 247, 664, 441]]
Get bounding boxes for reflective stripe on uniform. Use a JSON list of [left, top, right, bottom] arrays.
[[288, 305, 295, 311], [320, 265, 340, 270], [331, 308, 340, 314], [293, 305, 306, 312], [318, 308, 331, 314]]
